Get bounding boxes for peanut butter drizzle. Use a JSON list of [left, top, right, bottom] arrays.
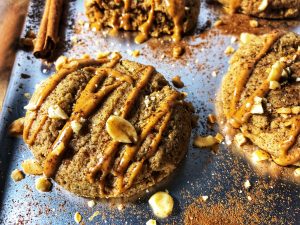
[[228, 32, 283, 118], [124, 110, 173, 190], [273, 116, 300, 166], [43, 68, 127, 177], [134, 0, 155, 44], [230, 80, 270, 128], [134, 0, 185, 43], [87, 66, 155, 187], [113, 93, 178, 193], [115, 94, 178, 175], [166, 0, 185, 42], [23, 57, 120, 146], [26, 115, 48, 146]]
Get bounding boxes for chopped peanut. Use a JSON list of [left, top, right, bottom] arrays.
[[252, 149, 270, 162], [149, 191, 174, 218], [106, 115, 137, 143], [11, 169, 25, 182], [194, 135, 217, 148], [215, 133, 224, 143], [234, 133, 247, 147], [208, 114, 217, 124]]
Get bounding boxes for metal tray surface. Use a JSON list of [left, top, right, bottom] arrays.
[[0, 0, 300, 224]]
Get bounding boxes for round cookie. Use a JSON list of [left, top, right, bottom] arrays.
[[85, 0, 200, 43], [23, 54, 193, 198], [217, 0, 300, 19], [220, 31, 300, 167]]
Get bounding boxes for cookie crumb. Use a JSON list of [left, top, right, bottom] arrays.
[[74, 212, 82, 224], [249, 20, 259, 28], [87, 200, 95, 208], [88, 210, 100, 221], [244, 180, 251, 190], [294, 168, 300, 177], [202, 196, 209, 202], [234, 133, 247, 147], [8, 118, 24, 136], [146, 219, 157, 225], [207, 114, 216, 124], [252, 149, 270, 162], [172, 46, 185, 58], [172, 75, 184, 88], [194, 135, 217, 148], [22, 159, 43, 175], [214, 19, 223, 27], [224, 46, 235, 55]]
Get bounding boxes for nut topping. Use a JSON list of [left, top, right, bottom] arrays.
[[106, 115, 138, 143], [48, 105, 69, 120], [8, 118, 24, 136], [148, 191, 174, 218], [193, 135, 217, 148], [21, 159, 43, 175]]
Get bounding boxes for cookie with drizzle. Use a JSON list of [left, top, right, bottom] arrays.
[[220, 31, 300, 171], [19, 53, 193, 198]]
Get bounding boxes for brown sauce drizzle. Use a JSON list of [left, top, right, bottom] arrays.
[[113, 95, 177, 193], [89, 91, 178, 194], [273, 116, 300, 166], [134, 1, 155, 44], [228, 35, 300, 166], [23, 57, 119, 146], [87, 66, 155, 187], [228, 32, 283, 118], [123, 110, 173, 191], [43, 68, 127, 177], [166, 0, 185, 42]]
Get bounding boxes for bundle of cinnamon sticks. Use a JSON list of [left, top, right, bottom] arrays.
[[33, 0, 63, 59]]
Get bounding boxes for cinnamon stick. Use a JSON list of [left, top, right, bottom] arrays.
[[33, 0, 63, 59]]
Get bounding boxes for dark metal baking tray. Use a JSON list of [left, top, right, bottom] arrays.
[[0, 0, 299, 224]]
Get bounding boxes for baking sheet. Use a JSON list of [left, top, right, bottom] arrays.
[[0, 0, 299, 224]]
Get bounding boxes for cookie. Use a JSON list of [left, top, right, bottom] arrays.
[[218, 0, 300, 18], [85, 0, 200, 43], [221, 31, 300, 167], [22, 53, 193, 198]]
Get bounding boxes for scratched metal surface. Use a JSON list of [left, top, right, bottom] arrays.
[[0, 0, 300, 224]]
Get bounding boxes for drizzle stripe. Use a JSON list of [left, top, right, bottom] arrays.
[[43, 69, 123, 177], [87, 66, 155, 185], [228, 31, 283, 118]]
